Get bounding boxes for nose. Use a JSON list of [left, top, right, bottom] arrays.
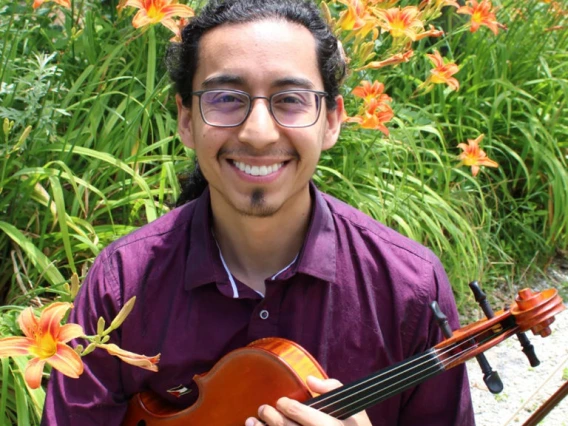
[[237, 98, 280, 148]]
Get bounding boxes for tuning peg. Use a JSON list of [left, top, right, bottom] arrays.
[[430, 301, 453, 338], [468, 281, 504, 394]]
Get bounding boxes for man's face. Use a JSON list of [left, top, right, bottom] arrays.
[[177, 19, 343, 217]]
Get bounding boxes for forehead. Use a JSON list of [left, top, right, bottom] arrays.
[[194, 19, 323, 90]]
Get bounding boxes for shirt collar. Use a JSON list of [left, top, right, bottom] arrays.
[[293, 181, 337, 283], [184, 188, 227, 290], [184, 181, 337, 290]]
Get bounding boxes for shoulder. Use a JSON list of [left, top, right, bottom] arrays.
[[82, 202, 198, 301], [101, 202, 197, 259], [321, 191, 439, 267]]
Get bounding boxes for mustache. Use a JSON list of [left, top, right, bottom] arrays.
[[218, 147, 299, 159]]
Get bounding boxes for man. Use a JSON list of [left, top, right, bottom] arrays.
[[42, 0, 475, 424]]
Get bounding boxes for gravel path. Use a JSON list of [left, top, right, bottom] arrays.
[[468, 306, 568, 426]]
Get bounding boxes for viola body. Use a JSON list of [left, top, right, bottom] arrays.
[[122, 337, 328, 426], [123, 287, 565, 426]]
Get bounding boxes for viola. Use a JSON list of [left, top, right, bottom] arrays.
[[122, 288, 565, 426]]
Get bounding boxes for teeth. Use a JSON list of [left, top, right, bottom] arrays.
[[233, 161, 284, 176]]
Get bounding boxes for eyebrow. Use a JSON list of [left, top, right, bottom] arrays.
[[200, 75, 246, 89], [271, 77, 315, 90], [199, 75, 316, 90]]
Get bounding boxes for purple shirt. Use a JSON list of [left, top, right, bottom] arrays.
[[42, 183, 474, 425]]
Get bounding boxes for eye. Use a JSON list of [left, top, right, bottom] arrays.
[[274, 92, 310, 106], [209, 92, 245, 104]]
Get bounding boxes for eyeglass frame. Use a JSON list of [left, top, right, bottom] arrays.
[[189, 88, 329, 128]]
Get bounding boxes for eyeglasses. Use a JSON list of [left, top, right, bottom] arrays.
[[190, 89, 328, 128]]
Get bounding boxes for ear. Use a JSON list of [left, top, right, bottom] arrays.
[[176, 94, 195, 149], [321, 95, 344, 151]]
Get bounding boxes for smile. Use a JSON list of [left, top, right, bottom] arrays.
[[232, 161, 284, 176]]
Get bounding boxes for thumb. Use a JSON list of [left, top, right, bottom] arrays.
[[306, 375, 343, 393]]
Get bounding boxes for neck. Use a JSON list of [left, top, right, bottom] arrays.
[[210, 187, 312, 293]]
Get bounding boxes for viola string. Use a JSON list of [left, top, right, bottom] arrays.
[[326, 328, 514, 419], [308, 323, 499, 410], [323, 323, 517, 419], [307, 322, 516, 418]]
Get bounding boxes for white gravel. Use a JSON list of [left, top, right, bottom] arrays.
[[468, 306, 568, 426]]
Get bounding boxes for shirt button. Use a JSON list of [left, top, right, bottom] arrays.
[[259, 310, 269, 320]]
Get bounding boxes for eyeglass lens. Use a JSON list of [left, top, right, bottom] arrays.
[[199, 90, 320, 127]]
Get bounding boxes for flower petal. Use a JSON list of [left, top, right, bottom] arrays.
[[0, 337, 34, 357], [161, 4, 195, 18], [57, 323, 85, 343], [125, 0, 144, 9], [38, 302, 73, 339], [99, 343, 160, 372], [18, 308, 39, 339], [47, 344, 84, 378], [132, 10, 152, 28], [160, 17, 181, 35], [24, 358, 46, 389]]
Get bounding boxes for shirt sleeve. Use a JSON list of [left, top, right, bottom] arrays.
[[41, 253, 129, 425], [398, 257, 476, 426]]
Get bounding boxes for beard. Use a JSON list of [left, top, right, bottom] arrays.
[[238, 188, 278, 218]]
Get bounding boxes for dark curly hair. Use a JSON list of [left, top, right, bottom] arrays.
[[168, 0, 346, 205]]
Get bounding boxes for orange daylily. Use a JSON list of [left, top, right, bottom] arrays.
[[32, 0, 71, 9], [357, 98, 395, 135], [124, 0, 194, 35], [0, 303, 84, 389], [336, 0, 373, 30], [425, 50, 460, 91], [347, 97, 394, 136], [457, 134, 499, 177], [457, 0, 507, 35], [375, 6, 424, 40], [169, 17, 189, 42], [414, 25, 444, 41], [418, 0, 459, 10], [368, 0, 399, 8], [352, 80, 392, 105], [98, 344, 160, 372], [361, 49, 414, 69], [336, 0, 379, 41]]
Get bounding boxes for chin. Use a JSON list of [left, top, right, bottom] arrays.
[[235, 189, 282, 218]]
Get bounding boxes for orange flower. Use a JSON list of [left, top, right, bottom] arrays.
[[425, 50, 460, 91], [32, 0, 71, 9], [0, 303, 84, 389], [457, 0, 507, 35], [361, 49, 414, 69], [169, 17, 189, 42], [358, 98, 395, 135], [457, 134, 499, 177], [419, 0, 459, 10], [375, 6, 424, 40], [98, 344, 160, 372], [347, 96, 394, 136], [124, 0, 194, 34], [368, 0, 399, 8], [414, 25, 444, 41], [336, 0, 378, 40], [352, 80, 392, 105], [337, 0, 369, 30]]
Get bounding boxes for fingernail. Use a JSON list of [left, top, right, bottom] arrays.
[[245, 418, 255, 426], [258, 404, 266, 416]]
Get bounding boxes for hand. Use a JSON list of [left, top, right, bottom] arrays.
[[244, 376, 372, 426]]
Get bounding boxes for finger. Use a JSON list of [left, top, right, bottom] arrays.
[[274, 397, 342, 426], [244, 418, 263, 426], [306, 376, 343, 394], [257, 403, 302, 426]]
